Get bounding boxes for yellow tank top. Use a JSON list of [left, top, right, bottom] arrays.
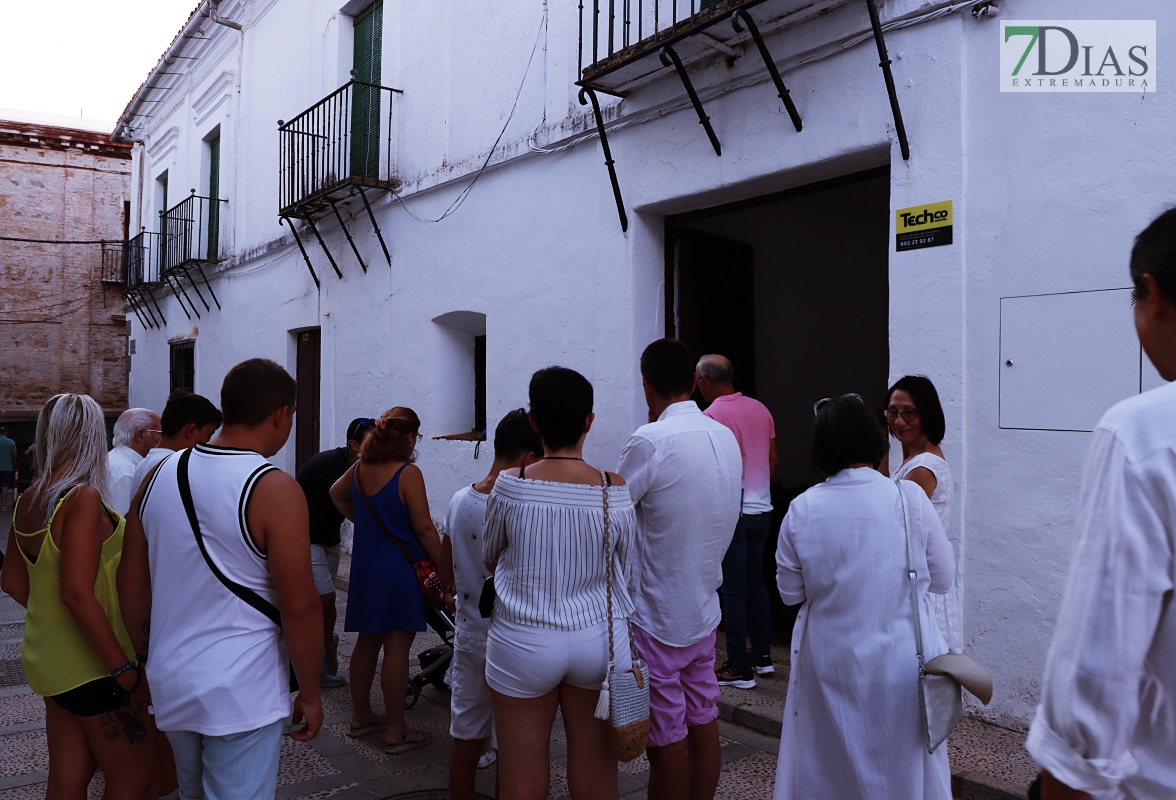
[[14, 487, 136, 697]]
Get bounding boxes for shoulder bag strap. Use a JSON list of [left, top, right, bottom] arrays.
[[177, 448, 282, 629], [354, 463, 422, 568], [601, 471, 615, 673], [898, 481, 924, 673]]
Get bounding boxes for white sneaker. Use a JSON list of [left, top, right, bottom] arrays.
[[477, 749, 498, 769], [755, 664, 775, 675]]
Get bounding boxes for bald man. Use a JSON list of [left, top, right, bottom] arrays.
[[697, 355, 779, 689]]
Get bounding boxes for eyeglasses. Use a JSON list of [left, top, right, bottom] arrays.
[[813, 393, 863, 416], [885, 407, 920, 423]]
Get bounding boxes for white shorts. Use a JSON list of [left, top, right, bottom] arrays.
[[485, 616, 632, 699], [449, 644, 494, 741], [310, 544, 342, 596]]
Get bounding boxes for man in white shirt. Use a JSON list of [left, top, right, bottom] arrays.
[[108, 407, 161, 515], [130, 389, 222, 503], [1026, 209, 1176, 800], [617, 339, 742, 800]]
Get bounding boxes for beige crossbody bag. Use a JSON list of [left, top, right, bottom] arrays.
[[898, 482, 993, 753]]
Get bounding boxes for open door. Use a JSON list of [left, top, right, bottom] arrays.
[[672, 229, 757, 400]]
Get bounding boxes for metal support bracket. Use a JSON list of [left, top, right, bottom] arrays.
[[659, 45, 722, 157], [578, 87, 628, 233], [328, 197, 367, 273], [732, 10, 803, 133], [165, 273, 198, 319], [281, 216, 320, 290], [143, 287, 167, 326], [864, 0, 910, 160], [305, 215, 343, 280], [125, 291, 151, 329], [180, 266, 211, 312], [355, 187, 391, 266], [192, 261, 221, 310]]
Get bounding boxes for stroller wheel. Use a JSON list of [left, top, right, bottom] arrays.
[[405, 681, 420, 709]]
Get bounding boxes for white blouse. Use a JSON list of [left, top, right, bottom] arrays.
[[483, 473, 635, 631], [894, 452, 962, 653]]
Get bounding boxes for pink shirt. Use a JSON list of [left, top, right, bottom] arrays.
[[703, 393, 775, 514]]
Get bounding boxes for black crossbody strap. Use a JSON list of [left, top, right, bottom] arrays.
[[177, 448, 283, 630]]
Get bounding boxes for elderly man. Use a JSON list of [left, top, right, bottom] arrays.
[[108, 407, 161, 516], [1026, 208, 1176, 800], [697, 354, 779, 690]]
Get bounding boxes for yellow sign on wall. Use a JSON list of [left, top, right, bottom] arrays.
[[895, 200, 953, 251]]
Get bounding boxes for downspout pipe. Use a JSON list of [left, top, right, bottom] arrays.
[[211, 0, 243, 31]]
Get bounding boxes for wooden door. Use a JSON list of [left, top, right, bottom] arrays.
[[295, 329, 321, 472]]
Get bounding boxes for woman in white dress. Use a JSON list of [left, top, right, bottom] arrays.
[[774, 394, 954, 800], [884, 375, 962, 653]]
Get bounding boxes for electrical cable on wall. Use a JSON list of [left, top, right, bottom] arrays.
[[392, 3, 548, 224]]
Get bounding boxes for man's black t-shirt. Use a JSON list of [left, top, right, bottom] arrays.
[[296, 446, 351, 548]]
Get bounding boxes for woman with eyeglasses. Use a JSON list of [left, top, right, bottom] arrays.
[[329, 408, 448, 754], [883, 375, 961, 654], [772, 394, 954, 800]]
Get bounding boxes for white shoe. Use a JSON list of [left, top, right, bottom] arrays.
[[478, 749, 498, 769], [755, 664, 775, 675]]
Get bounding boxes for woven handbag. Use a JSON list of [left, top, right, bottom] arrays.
[[592, 471, 650, 762]]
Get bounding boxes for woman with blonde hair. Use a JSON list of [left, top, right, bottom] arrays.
[[1, 394, 158, 799], [329, 408, 447, 754]]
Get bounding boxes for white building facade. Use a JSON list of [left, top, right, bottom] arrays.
[[115, 0, 1173, 729]]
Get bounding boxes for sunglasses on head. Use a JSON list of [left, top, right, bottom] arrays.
[[813, 393, 863, 417]]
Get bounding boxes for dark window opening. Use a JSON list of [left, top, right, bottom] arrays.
[[170, 341, 195, 393], [474, 334, 487, 436], [207, 134, 221, 258]]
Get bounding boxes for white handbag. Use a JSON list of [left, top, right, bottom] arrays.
[[898, 483, 993, 754]]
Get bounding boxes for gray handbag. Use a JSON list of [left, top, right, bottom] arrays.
[[898, 483, 992, 754], [592, 471, 651, 762]]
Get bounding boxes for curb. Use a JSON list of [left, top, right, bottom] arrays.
[[716, 701, 1027, 800]]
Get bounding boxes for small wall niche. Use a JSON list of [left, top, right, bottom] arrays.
[[432, 311, 487, 440]]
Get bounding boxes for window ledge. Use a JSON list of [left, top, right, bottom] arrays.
[[432, 431, 486, 442]]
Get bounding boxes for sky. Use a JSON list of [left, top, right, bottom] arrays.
[[0, 0, 199, 131]]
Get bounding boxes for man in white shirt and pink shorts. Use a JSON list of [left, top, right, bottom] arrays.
[[618, 339, 742, 800]]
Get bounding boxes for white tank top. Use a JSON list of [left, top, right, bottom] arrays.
[[139, 444, 290, 735]]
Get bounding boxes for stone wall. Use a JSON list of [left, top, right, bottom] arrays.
[[0, 121, 132, 421]]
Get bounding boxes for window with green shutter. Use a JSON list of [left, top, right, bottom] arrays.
[[207, 135, 220, 258], [351, 1, 383, 179]]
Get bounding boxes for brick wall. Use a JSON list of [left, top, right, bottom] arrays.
[[0, 120, 132, 422]]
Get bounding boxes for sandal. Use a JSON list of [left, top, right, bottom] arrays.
[[348, 714, 388, 737], [385, 727, 431, 755]]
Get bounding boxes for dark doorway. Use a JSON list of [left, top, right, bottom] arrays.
[[673, 229, 757, 401], [295, 328, 321, 472], [665, 166, 891, 642]]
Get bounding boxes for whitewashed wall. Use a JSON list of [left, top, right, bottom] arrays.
[[125, 0, 1176, 727]]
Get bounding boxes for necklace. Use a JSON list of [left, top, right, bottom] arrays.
[[543, 456, 583, 461]]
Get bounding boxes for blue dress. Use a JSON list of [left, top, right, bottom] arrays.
[[344, 464, 427, 634]]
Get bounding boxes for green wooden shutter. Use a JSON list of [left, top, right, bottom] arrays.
[[351, 1, 383, 179], [207, 136, 220, 258]]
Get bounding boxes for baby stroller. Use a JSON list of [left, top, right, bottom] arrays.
[[406, 604, 456, 708]]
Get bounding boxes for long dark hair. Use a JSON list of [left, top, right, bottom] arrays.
[[887, 375, 946, 444]]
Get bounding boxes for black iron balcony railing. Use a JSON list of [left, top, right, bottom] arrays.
[[278, 79, 402, 217], [160, 191, 226, 273], [100, 242, 125, 284], [126, 230, 161, 289]]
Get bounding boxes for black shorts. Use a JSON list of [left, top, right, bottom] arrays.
[[50, 676, 130, 717], [0, 471, 13, 489]]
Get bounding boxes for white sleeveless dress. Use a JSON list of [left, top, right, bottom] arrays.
[[894, 452, 962, 654]]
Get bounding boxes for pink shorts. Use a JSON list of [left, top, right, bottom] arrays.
[[631, 625, 720, 747]]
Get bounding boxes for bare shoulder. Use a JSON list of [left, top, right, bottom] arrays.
[[254, 468, 306, 508]]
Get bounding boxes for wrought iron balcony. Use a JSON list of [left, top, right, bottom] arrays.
[[279, 79, 401, 216], [160, 191, 226, 273], [123, 230, 166, 330], [278, 79, 402, 286], [574, 0, 909, 232], [100, 243, 125, 284]]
